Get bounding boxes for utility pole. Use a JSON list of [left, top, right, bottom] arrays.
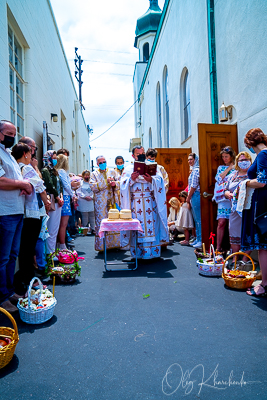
[[74, 47, 85, 110]]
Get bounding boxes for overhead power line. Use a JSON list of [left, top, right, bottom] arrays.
[[90, 99, 138, 143], [68, 59, 135, 66], [71, 47, 137, 55]]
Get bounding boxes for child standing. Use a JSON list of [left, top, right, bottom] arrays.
[[178, 191, 194, 246]]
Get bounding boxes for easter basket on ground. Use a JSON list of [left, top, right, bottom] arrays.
[[0, 307, 19, 369], [196, 244, 226, 277], [222, 252, 256, 290], [47, 249, 82, 283], [17, 277, 57, 324]]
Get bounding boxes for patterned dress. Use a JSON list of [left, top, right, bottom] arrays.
[[120, 165, 168, 259], [225, 171, 248, 245], [241, 150, 267, 251], [89, 168, 120, 251], [213, 165, 235, 220]]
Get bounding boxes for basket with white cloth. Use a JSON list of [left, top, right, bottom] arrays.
[[17, 277, 57, 324]]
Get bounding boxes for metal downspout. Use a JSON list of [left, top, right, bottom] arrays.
[[207, 0, 219, 123]]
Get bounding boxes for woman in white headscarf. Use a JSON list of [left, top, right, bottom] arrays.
[[186, 153, 202, 248]]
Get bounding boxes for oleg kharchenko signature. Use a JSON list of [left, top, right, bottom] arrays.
[[162, 363, 262, 396]]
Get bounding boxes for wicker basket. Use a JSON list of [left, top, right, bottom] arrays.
[[47, 250, 81, 284], [222, 252, 256, 289], [0, 307, 19, 369], [197, 245, 226, 277], [17, 277, 57, 324]]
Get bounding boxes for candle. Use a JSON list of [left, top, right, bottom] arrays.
[[53, 275, 55, 298], [203, 243, 206, 256]]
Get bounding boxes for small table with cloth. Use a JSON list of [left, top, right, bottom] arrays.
[[99, 218, 143, 271]]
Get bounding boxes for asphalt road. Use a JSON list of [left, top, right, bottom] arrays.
[[0, 235, 267, 400]]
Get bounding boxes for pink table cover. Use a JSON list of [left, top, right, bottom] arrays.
[[99, 218, 143, 238]]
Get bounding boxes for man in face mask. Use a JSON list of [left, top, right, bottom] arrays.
[[0, 120, 32, 313], [89, 155, 120, 251], [114, 156, 124, 178], [146, 148, 169, 193]]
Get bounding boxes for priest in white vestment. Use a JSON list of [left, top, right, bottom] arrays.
[[120, 146, 168, 259], [89, 155, 120, 251]]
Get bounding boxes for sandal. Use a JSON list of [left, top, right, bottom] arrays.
[[180, 240, 190, 246], [246, 284, 267, 297]]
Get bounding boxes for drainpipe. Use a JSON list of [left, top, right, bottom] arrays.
[[207, 0, 219, 124]]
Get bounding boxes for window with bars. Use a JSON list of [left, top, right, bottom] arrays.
[[8, 25, 24, 141]]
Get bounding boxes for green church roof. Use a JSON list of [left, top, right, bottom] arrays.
[[134, 0, 162, 47]]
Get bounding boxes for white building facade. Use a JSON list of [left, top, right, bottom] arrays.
[[0, 0, 90, 173], [133, 0, 267, 152]]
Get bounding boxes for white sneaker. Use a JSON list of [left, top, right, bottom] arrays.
[[190, 240, 197, 247], [193, 242, 202, 248]]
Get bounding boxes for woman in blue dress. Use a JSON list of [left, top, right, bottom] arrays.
[[241, 128, 267, 297]]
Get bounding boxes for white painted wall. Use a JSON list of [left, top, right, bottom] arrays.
[[134, 0, 267, 152], [215, 0, 267, 150], [0, 0, 90, 173]]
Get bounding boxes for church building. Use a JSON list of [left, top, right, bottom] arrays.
[[132, 0, 267, 244]]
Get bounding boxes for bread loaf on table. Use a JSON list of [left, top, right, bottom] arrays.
[[108, 209, 120, 219], [119, 209, 132, 220]]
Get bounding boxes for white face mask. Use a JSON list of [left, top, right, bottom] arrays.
[[238, 160, 251, 170]]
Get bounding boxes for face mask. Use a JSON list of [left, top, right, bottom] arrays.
[[2, 135, 15, 148], [99, 162, 106, 171], [238, 160, 251, 170], [248, 147, 256, 154], [52, 159, 57, 166], [117, 164, 124, 170], [146, 159, 155, 163], [137, 154, 146, 162]]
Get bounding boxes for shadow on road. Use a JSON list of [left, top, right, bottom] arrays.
[[102, 258, 177, 279], [0, 354, 19, 378]]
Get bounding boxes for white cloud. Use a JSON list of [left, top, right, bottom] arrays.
[[50, 0, 165, 168]]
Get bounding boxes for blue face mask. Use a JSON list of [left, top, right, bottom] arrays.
[[248, 147, 256, 154], [117, 164, 124, 170], [52, 159, 57, 166], [99, 162, 106, 171], [146, 159, 155, 163], [238, 160, 251, 170]]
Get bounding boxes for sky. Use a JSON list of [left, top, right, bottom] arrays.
[[50, 0, 165, 168]]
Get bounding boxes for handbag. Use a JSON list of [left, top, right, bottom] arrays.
[[255, 212, 267, 236], [49, 194, 56, 212]]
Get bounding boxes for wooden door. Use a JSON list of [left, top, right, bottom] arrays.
[[198, 123, 238, 247], [155, 148, 192, 205]]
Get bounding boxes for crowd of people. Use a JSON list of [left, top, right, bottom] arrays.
[[1, 120, 267, 315], [0, 120, 96, 313]]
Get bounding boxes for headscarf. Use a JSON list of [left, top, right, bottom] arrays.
[[192, 154, 199, 170], [43, 150, 55, 169]]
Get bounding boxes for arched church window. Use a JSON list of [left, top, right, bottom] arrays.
[[149, 128, 152, 147], [163, 66, 170, 147], [156, 82, 162, 147], [183, 69, 191, 140], [143, 43, 149, 62]]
